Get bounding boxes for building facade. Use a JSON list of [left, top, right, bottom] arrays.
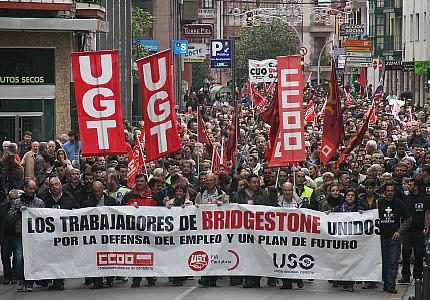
[[0, 0, 107, 144], [402, 0, 429, 106]]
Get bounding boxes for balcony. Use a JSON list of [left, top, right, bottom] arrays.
[[75, 0, 105, 20], [310, 53, 331, 67], [0, 0, 73, 11], [372, 35, 402, 56], [0, 1, 105, 20]]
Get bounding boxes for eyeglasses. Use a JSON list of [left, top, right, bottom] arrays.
[[9, 197, 18, 200]]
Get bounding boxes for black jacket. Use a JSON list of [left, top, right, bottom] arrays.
[[83, 192, 117, 207], [0, 201, 14, 243], [43, 192, 80, 210], [231, 188, 269, 206]]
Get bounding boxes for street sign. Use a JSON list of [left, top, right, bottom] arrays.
[[403, 61, 415, 72], [373, 59, 378, 70], [346, 57, 372, 63], [136, 40, 158, 52], [299, 46, 307, 56], [172, 40, 188, 55], [415, 61, 430, 75], [340, 24, 365, 36], [346, 52, 372, 58], [182, 24, 213, 38], [345, 62, 372, 67], [210, 39, 232, 69], [345, 39, 372, 52], [385, 60, 402, 70], [198, 8, 214, 19], [184, 43, 207, 63], [379, 60, 383, 70], [333, 47, 346, 58]]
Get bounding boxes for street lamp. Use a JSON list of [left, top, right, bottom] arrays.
[[317, 39, 334, 87]]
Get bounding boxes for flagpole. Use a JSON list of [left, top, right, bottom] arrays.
[[275, 167, 280, 188]]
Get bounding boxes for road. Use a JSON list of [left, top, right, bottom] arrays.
[[0, 277, 412, 300]]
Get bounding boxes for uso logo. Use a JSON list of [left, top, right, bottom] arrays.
[[188, 251, 208, 271]]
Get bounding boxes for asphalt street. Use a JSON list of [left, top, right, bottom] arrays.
[[0, 277, 412, 300]]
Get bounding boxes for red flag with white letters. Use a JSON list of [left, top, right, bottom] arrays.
[[137, 50, 181, 162], [268, 56, 305, 167], [304, 100, 317, 124], [71, 50, 127, 156]]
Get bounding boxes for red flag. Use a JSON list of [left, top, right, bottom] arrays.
[[71, 50, 127, 156], [127, 132, 145, 188], [358, 67, 367, 88], [211, 146, 221, 173], [260, 85, 279, 162], [268, 56, 306, 167], [336, 102, 374, 166], [320, 60, 345, 165], [250, 83, 269, 111], [197, 106, 212, 146], [344, 88, 354, 106], [137, 50, 181, 162], [304, 100, 317, 124], [369, 101, 377, 125]]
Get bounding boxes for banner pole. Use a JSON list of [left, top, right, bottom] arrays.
[[137, 137, 150, 179]]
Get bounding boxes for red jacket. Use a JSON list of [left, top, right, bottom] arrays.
[[122, 187, 158, 206]]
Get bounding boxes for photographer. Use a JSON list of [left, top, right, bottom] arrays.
[[0, 143, 24, 191]]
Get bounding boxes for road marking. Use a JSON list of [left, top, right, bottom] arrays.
[[172, 286, 197, 300]]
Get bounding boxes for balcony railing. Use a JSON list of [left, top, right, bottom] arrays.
[[372, 35, 402, 55], [0, 0, 105, 19], [0, 0, 74, 11]]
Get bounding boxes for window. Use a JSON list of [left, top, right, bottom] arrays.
[[376, 14, 385, 36], [416, 13, 420, 41], [202, 0, 213, 8], [410, 14, 413, 42], [424, 12, 427, 41]]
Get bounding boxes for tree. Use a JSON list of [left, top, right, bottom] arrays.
[[132, 7, 155, 60], [235, 20, 300, 84], [191, 60, 212, 93]]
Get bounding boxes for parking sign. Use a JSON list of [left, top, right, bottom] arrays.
[[210, 39, 231, 69], [172, 40, 188, 55]]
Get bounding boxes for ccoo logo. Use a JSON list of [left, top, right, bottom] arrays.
[[188, 251, 208, 272]]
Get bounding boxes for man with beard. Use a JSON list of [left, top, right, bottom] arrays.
[[73, 172, 94, 207]]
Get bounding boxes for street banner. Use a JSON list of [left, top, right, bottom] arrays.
[[22, 205, 382, 281], [71, 50, 127, 156], [248, 59, 277, 83], [269, 56, 305, 167], [137, 50, 181, 162]]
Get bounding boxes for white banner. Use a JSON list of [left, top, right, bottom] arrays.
[[248, 59, 277, 83], [22, 205, 382, 281], [184, 43, 207, 63]]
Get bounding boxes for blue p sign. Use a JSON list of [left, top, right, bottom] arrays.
[[210, 39, 231, 69]]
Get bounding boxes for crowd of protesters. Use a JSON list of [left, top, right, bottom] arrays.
[[0, 79, 430, 295]]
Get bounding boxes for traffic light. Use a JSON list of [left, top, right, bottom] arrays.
[[245, 11, 254, 27], [301, 56, 305, 73]]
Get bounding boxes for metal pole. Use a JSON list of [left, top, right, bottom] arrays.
[[232, 38, 239, 175], [177, 0, 183, 112], [317, 40, 333, 87], [423, 263, 430, 300], [415, 279, 422, 300]]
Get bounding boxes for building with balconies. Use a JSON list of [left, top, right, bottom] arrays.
[[0, 0, 107, 143], [369, 0, 403, 96]]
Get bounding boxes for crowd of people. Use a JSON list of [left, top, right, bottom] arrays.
[[0, 79, 429, 295]]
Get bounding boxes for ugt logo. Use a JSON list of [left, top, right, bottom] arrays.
[[273, 253, 315, 270], [188, 251, 209, 272]]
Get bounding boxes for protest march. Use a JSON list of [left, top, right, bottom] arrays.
[[0, 49, 429, 298]]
